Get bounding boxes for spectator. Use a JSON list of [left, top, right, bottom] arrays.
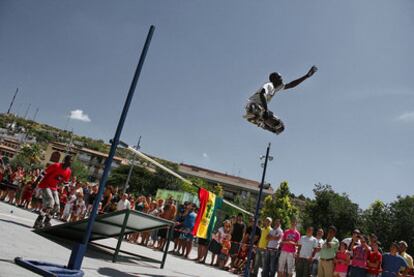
[[278, 218, 301, 277], [218, 231, 232, 269], [252, 217, 272, 277], [367, 241, 382, 277], [229, 213, 246, 268], [381, 242, 408, 277], [349, 235, 371, 277], [398, 241, 413, 273], [70, 192, 86, 222], [318, 226, 339, 277], [342, 229, 361, 252], [101, 185, 113, 213], [230, 243, 249, 274], [87, 185, 98, 215], [296, 226, 318, 277], [262, 218, 283, 277], [171, 203, 186, 254], [333, 242, 350, 277], [116, 193, 131, 211], [157, 197, 177, 251], [243, 217, 262, 274], [61, 187, 76, 222], [178, 202, 197, 258], [312, 228, 325, 277]]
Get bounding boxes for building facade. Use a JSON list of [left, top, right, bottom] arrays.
[[178, 163, 273, 201], [43, 142, 127, 181]]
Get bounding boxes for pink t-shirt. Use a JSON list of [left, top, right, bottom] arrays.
[[281, 229, 300, 253], [334, 251, 349, 273]]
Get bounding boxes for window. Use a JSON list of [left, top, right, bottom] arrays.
[[50, 151, 61, 163]]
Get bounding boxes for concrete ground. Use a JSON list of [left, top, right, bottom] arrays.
[[0, 201, 237, 277]]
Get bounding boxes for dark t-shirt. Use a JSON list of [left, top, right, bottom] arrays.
[[232, 222, 246, 242], [246, 225, 262, 245], [382, 253, 408, 277]]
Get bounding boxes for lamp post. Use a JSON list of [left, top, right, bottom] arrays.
[[244, 143, 273, 277]]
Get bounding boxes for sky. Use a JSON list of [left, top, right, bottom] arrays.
[[1, 0, 413, 208]]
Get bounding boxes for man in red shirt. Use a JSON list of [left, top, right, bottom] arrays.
[[33, 155, 72, 229], [367, 241, 382, 277]]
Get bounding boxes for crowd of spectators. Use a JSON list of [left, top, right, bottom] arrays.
[[1, 160, 413, 277]]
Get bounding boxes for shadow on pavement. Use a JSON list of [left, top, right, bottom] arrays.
[[98, 267, 179, 277], [0, 258, 15, 265], [34, 233, 159, 268], [0, 218, 32, 229]]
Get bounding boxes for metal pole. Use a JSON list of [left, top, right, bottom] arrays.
[[67, 25, 155, 270], [244, 143, 271, 277], [32, 108, 39, 122], [123, 136, 141, 194], [23, 104, 31, 119], [112, 210, 130, 263], [7, 88, 18, 114]]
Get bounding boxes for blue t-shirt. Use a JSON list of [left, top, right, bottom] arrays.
[[382, 253, 408, 277], [183, 211, 196, 229]]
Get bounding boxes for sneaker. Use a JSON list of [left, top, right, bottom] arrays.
[[43, 216, 52, 228], [33, 215, 44, 229]]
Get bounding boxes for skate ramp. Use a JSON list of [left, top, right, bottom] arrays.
[[36, 209, 174, 242]]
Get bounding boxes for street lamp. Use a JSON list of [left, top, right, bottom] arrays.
[[244, 143, 273, 277]]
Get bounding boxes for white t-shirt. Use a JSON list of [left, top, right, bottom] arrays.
[[116, 199, 131, 211], [299, 235, 318, 259], [263, 82, 285, 103], [267, 227, 283, 249], [313, 238, 325, 260]]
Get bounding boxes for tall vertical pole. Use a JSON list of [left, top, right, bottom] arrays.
[[32, 108, 39, 122], [244, 143, 271, 277], [23, 104, 31, 119], [123, 135, 141, 194], [67, 25, 155, 270], [7, 88, 18, 114]]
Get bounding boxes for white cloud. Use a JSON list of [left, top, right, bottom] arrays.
[[397, 112, 414, 122], [202, 153, 208, 158], [69, 109, 91, 122]]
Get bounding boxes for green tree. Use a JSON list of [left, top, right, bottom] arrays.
[[389, 196, 414, 254], [361, 200, 393, 248], [71, 159, 90, 182], [10, 144, 43, 170], [261, 181, 299, 228], [303, 183, 361, 239]]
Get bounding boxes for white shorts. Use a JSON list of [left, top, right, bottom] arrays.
[[278, 250, 295, 274]]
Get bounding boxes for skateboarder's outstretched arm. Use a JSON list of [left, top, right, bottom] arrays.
[[284, 66, 318, 90]]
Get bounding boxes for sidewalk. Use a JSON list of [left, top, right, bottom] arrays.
[[0, 201, 235, 277]]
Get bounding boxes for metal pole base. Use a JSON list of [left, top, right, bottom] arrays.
[[68, 243, 87, 270]]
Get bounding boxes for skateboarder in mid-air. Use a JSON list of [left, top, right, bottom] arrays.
[[244, 66, 318, 134]]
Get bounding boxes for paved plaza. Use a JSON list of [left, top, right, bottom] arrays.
[[0, 202, 235, 277]]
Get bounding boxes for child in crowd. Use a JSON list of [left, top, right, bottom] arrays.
[[334, 242, 351, 277], [20, 180, 34, 208], [230, 243, 248, 274], [61, 187, 76, 222], [70, 192, 86, 222], [58, 186, 68, 215], [218, 233, 232, 269]]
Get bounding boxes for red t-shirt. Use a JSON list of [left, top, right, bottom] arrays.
[[367, 251, 382, 275], [38, 163, 71, 191]]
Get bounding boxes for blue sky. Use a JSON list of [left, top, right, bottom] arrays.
[[1, 0, 413, 208]]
